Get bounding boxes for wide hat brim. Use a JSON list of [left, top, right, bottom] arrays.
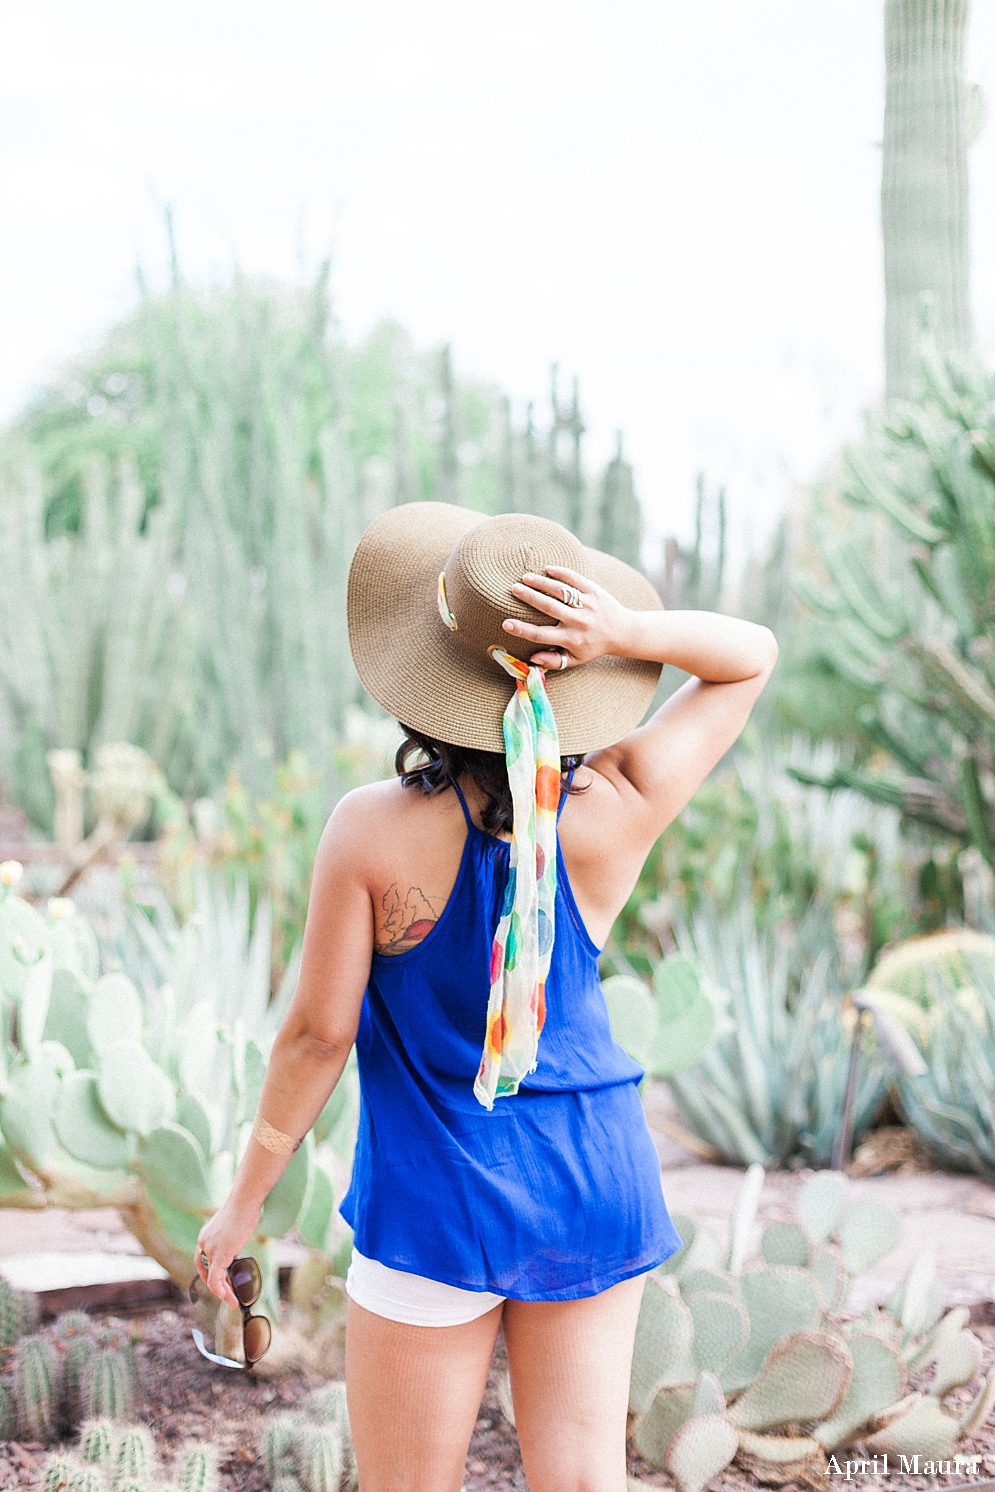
[[347, 502, 663, 755]]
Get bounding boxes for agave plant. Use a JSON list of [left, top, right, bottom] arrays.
[[661, 902, 888, 1168], [0, 863, 357, 1302]]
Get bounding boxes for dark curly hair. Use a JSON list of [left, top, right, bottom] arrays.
[[396, 726, 586, 836]]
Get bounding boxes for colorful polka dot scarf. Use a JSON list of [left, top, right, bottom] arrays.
[[474, 648, 560, 1109]]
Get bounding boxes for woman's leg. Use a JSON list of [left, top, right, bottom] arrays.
[[502, 1274, 646, 1492], [345, 1297, 504, 1492]]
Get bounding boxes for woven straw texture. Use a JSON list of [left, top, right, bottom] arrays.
[[347, 503, 663, 754]]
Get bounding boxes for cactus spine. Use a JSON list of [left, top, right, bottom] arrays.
[[81, 1346, 138, 1421], [294, 1426, 343, 1492], [69, 1471, 105, 1492], [114, 1425, 156, 1485], [14, 1333, 60, 1442], [42, 1456, 77, 1492], [175, 1442, 219, 1492], [79, 1417, 115, 1467], [0, 1276, 23, 1348]]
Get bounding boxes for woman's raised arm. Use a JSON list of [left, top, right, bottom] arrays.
[[503, 565, 777, 852]]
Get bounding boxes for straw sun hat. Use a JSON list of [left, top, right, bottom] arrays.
[[347, 502, 663, 755]]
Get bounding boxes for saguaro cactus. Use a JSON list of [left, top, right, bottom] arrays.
[[882, 0, 981, 398]]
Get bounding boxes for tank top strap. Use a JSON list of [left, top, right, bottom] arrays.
[[449, 777, 475, 829]]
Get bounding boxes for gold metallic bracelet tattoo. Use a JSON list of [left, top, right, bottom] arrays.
[[252, 1115, 302, 1156]]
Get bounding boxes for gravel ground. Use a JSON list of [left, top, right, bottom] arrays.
[[1, 1311, 993, 1491]]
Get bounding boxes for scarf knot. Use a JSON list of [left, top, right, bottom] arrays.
[[474, 648, 560, 1109]]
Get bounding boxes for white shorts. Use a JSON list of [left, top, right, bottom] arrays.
[[345, 1248, 506, 1327]]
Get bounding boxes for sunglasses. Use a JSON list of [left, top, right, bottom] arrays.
[[188, 1256, 272, 1370]]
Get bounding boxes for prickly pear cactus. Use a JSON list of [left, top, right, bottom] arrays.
[[0, 869, 357, 1306], [628, 1167, 992, 1480]]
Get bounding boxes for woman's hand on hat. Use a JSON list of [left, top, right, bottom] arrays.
[[504, 565, 634, 670]]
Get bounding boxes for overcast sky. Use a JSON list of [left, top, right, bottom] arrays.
[[2, 0, 994, 557]]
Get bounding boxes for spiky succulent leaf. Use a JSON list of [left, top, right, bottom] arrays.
[[726, 1164, 765, 1275], [959, 1367, 995, 1438]]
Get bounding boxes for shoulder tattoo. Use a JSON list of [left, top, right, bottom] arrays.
[[376, 882, 445, 955]]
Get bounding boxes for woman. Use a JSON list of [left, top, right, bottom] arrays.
[[196, 503, 777, 1492]]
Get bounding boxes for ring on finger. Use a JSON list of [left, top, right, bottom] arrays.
[[558, 651, 569, 670], [560, 583, 584, 609], [200, 1251, 210, 1270]]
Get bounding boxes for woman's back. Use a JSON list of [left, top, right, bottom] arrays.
[[340, 774, 678, 1299]]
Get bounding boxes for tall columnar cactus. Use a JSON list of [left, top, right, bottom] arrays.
[[882, 0, 980, 400], [13, 1334, 60, 1442]]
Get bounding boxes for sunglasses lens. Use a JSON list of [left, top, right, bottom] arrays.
[[229, 1257, 261, 1307], [243, 1313, 271, 1364]]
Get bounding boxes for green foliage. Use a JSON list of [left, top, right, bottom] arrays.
[[627, 908, 889, 1168], [0, 273, 647, 825], [0, 868, 356, 1293], [859, 932, 995, 1179], [601, 956, 726, 1079], [627, 1169, 987, 1481], [795, 359, 995, 875]]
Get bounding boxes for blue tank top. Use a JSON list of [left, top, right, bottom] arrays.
[[339, 780, 681, 1300]]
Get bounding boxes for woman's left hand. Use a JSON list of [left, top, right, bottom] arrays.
[[503, 566, 637, 671]]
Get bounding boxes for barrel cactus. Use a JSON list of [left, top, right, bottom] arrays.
[[13, 1333, 60, 1442], [858, 932, 995, 1180], [609, 1168, 992, 1486], [260, 1382, 358, 1491], [175, 1441, 219, 1492], [81, 1345, 138, 1422]]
